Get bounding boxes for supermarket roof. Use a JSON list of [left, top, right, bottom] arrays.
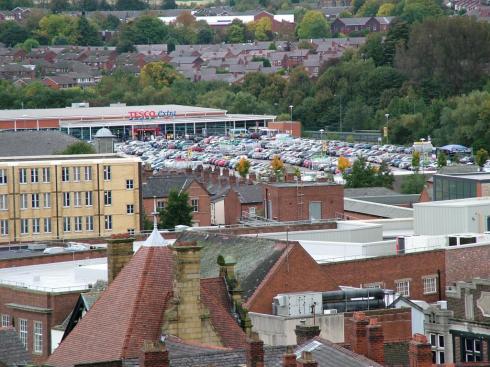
[[0, 104, 226, 120]]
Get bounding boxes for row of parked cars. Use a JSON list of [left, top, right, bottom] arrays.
[[117, 135, 473, 175]]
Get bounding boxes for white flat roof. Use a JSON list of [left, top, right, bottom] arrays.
[[0, 105, 226, 121], [0, 257, 107, 293], [414, 197, 490, 208]]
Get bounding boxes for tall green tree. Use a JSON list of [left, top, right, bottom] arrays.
[[475, 148, 489, 171], [158, 190, 193, 229], [296, 10, 330, 39], [61, 141, 96, 154], [75, 15, 102, 46], [0, 21, 28, 47]]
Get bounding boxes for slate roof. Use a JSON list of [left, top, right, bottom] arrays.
[[0, 130, 80, 157], [344, 187, 399, 197], [141, 176, 196, 198], [177, 231, 289, 300], [235, 184, 263, 204], [48, 244, 248, 367], [0, 327, 31, 366]]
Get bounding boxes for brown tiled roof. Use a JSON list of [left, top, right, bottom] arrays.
[[47, 246, 175, 367]]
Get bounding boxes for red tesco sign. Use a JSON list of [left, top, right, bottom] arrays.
[[128, 110, 177, 120]]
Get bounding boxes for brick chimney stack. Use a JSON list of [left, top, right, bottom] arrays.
[[296, 351, 318, 367], [282, 346, 297, 367], [367, 318, 384, 365], [107, 236, 134, 284], [348, 312, 369, 357], [295, 321, 321, 345], [408, 334, 433, 367], [139, 341, 169, 367], [247, 332, 265, 367]]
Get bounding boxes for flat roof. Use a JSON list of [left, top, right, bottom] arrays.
[[267, 182, 339, 187], [414, 196, 490, 208], [0, 257, 107, 292], [0, 153, 139, 164], [436, 172, 490, 181], [0, 105, 226, 120]]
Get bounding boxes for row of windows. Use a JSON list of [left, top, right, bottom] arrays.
[[62, 216, 97, 232], [1, 314, 42, 354], [17, 218, 52, 235], [14, 216, 113, 234], [157, 199, 199, 212], [14, 166, 115, 184], [363, 276, 438, 297]]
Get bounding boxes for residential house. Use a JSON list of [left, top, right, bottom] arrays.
[[42, 75, 77, 89], [0, 63, 35, 81], [331, 16, 394, 34]]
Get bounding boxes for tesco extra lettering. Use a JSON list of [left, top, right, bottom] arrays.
[[128, 110, 177, 120]]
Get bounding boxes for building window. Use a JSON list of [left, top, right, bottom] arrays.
[[157, 201, 165, 210], [63, 192, 70, 207], [31, 168, 38, 183], [63, 217, 71, 232], [0, 194, 7, 210], [43, 192, 50, 208], [103, 165, 111, 181], [423, 276, 437, 294], [18, 318, 27, 349], [31, 193, 39, 209], [32, 218, 40, 234], [363, 282, 384, 289], [33, 321, 42, 354], [73, 167, 80, 181], [42, 167, 50, 183], [74, 192, 81, 207], [85, 191, 92, 206], [128, 228, 135, 236], [1, 314, 10, 327], [463, 337, 482, 362], [126, 179, 134, 189], [104, 191, 112, 206], [20, 219, 28, 234], [20, 193, 28, 210], [191, 199, 199, 212], [0, 219, 8, 236], [249, 207, 256, 216], [84, 166, 92, 181], [396, 280, 410, 297], [44, 218, 51, 233], [19, 168, 27, 184], [75, 216, 83, 232], [61, 167, 70, 182], [127, 204, 134, 214], [86, 216, 94, 231], [0, 169, 7, 184], [104, 215, 112, 230]]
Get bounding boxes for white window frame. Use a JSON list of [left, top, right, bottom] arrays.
[[104, 215, 112, 230], [0, 194, 7, 210], [63, 192, 70, 207], [32, 218, 40, 234], [86, 216, 94, 231], [1, 314, 10, 327], [19, 168, 27, 184], [31, 168, 38, 183], [61, 167, 70, 182], [423, 276, 437, 295], [42, 167, 50, 183], [84, 166, 92, 181], [0, 219, 8, 236], [396, 279, 410, 297], [43, 192, 50, 208], [126, 204, 134, 214], [44, 218, 51, 233], [157, 200, 165, 210], [363, 282, 384, 289], [126, 179, 134, 189], [20, 193, 28, 210], [103, 165, 111, 181], [127, 228, 135, 236], [33, 321, 42, 354], [73, 166, 80, 182], [104, 191, 112, 206], [191, 198, 199, 212], [74, 216, 83, 232], [85, 191, 93, 206], [74, 192, 81, 207], [63, 217, 71, 232], [19, 318, 27, 349], [31, 193, 39, 209], [20, 219, 28, 234], [0, 169, 7, 184]]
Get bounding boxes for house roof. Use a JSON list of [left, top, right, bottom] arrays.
[[0, 327, 31, 366], [235, 184, 263, 204], [48, 243, 249, 367], [176, 231, 289, 300], [335, 17, 371, 26], [0, 130, 80, 157], [141, 176, 196, 198]]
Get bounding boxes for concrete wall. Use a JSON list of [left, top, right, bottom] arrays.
[[249, 312, 344, 346]]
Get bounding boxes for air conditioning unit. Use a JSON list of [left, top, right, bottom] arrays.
[[273, 292, 323, 317]]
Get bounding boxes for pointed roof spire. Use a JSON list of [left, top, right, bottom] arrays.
[[143, 196, 166, 247]]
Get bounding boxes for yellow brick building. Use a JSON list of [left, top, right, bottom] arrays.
[[0, 154, 141, 243]]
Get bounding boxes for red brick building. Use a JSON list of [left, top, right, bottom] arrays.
[[263, 182, 344, 222]]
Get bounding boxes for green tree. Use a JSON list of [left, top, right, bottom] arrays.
[[36, 14, 77, 45], [17, 38, 39, 52], [61, 141, 96, 154], [437, 151, 447, 169], [50, 0, 70, 12], [0, 21, 28, 47], [227, 20, 246, 43], [475, 148, 489, 171], [158, 190, 193, 229], [139, 61, 181, 89], [377, 3, 395, 15], [400, 173, 426, 194], [343, 157, 377, 188], [161, 0, 176, 9], [357, 0, 381, 16], [412, 151, 421, 171], [75, 15, 102, 46], [296, 10, 330, 39], [114, 0, 146, 9], [196, 23, 214, 44]]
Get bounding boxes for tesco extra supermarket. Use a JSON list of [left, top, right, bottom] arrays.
[[0, 104, 276, 140]]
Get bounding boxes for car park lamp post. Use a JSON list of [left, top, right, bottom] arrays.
[[384, 113, 390, 144], [319, 129, 324, 141]]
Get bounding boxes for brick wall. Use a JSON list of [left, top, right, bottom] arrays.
[[445, 245, 490, 284], [448, 282, 490, 323], [321, 250, 446, 302], [384, 341, 409, 367]]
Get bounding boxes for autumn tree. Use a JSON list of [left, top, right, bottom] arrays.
[[270, 156, 285, 180], [412, 151, 421, 171], [337, 156, 351, 173], [237, 157, 250, 179], [139, 61, 181, 89]]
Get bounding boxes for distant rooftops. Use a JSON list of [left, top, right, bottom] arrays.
[[0, 153, 139, 164], [0, 130, 79, 157]]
